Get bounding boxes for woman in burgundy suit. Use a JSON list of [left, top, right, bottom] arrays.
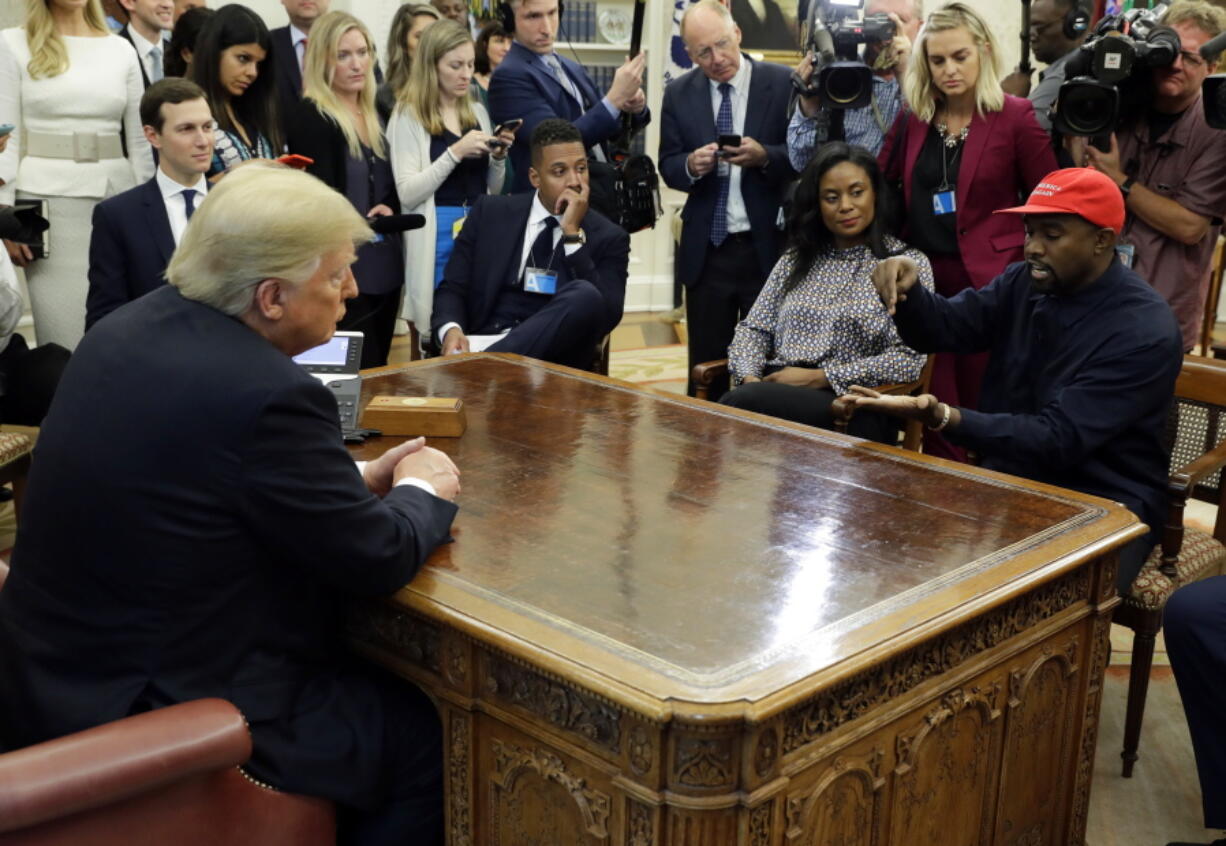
[[880, 2, 1056, 460]]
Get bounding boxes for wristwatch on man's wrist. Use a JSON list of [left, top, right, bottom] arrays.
[[560, 228, 586, 245], [1119, 176, 1136, 198]]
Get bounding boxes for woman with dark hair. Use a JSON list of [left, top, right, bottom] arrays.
[[164, 6, 213, 79], [472, 19, 510, 103], [190, 4, 280, 176], [720, 143, 931, 443]]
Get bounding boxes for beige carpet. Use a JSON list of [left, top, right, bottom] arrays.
[[1090, 667, 1219, 845]]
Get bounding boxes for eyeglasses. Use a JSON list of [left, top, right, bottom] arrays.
[[1178, 50, 1207, 68], [689, 37, 734, 64]]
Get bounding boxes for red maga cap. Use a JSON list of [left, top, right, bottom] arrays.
[[994, 168, 1125, 234]]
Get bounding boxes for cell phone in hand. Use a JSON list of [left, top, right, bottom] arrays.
[[0, 124, 14, 138], [717, 134, 742, 158], [493, 118, 523, 135]]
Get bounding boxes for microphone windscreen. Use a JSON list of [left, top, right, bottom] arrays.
[[370, 214, 427, 234]]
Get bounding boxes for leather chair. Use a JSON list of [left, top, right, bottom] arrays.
[[0, 560, 336, 845], [1114, 355, 1226, 777], [691, 355, 935, 452]]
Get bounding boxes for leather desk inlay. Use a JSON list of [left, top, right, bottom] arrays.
[[348, 354, 1137, 846]]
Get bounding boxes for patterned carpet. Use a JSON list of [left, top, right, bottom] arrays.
[[609, 344, 688, 395]]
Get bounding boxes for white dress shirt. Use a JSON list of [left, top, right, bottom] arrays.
[[291, 25, 308, 72], [437, 193, 580, 346], [156, 168, 208, 246], [125, 24, 166, 83], [708, 57, 752, 234]]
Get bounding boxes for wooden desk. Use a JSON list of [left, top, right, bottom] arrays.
[[348, 354, 1138, 846]]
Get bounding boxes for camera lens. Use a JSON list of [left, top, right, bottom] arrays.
[[817, 62, 873, 108], [1060, 83, 1119, 135], [824, 68, 864, 104]]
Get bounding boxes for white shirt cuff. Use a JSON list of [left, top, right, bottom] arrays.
[[437, 321, 461, 347], [396, 477, 438, 497], [354, 459, 438, 498]]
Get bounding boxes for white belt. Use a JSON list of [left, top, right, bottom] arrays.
[[23, 130, 124, 162]]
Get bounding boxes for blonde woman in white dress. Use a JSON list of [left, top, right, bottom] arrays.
[[0, 0, 153, 350]]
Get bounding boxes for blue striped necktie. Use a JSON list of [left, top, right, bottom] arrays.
[[711, 82, 733, 247]]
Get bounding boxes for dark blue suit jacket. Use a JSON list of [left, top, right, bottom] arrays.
[[430, 191, 629, 339], [268, 26, 301, 131], [270, 26, 382, 135], [0, 285, 458, 805], [85, 177, 178, 331], [659, 58, 796, 288], [487, 41, 650, 192]]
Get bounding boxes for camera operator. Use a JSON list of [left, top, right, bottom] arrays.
[[1000, 0, 1090, 132], [787, 0, 920, 168], [1069, 0, 1226, 351]]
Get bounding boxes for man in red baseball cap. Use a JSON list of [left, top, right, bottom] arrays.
[[838, 167, 1182, 595]]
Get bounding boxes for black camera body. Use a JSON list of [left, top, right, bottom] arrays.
[[1053, 4, 1178, 140], [793, 0, 895, 110]]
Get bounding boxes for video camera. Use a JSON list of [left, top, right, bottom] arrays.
[[793, 0, 895, 110], [1198, 30, 1226, 128], [1053, 4, 1179, 141]]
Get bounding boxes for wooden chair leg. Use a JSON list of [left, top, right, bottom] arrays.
[[1121, 610, 1161, 777]]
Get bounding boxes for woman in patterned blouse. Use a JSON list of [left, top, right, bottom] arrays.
[[721, 142, 933, 444], [190, 5, 281, 178]]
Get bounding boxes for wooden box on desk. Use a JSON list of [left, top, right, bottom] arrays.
[[360, 396, 466, 437]]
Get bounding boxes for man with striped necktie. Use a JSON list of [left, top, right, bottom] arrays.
[[660, 0, 795, 397]]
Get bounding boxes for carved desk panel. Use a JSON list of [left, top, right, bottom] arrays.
[[348, 355, 1136, 845]]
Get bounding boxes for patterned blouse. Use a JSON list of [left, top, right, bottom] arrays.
[[727, 236, 934, 394], [208, 128, 275, 178]]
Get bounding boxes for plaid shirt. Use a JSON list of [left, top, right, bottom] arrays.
[[786, 76, 903, 171]]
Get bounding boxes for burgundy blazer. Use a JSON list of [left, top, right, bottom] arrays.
[[879, 95, 1057, 290]]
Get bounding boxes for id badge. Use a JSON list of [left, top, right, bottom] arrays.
[[523, 267, 558, 295], [1115, 242, 1135, 268], [932, 190, 957, 215], [452, 216, 467, 238]]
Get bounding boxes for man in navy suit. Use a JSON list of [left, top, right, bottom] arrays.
[[1166, 577, 1226, 846], [431, 119, 629, 369], [660, 0, 796, 396], [268, 0, 331, 123], [86, 78, 214, 331], [117, 0, 173, 87], [487, 0, 650, 194], [1, 164, 461, 845]]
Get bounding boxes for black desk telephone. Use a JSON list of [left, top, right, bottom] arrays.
[[293, 331, 374, 441]]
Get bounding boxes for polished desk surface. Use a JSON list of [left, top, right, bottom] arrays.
[[350, 354, 1141, 721]]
